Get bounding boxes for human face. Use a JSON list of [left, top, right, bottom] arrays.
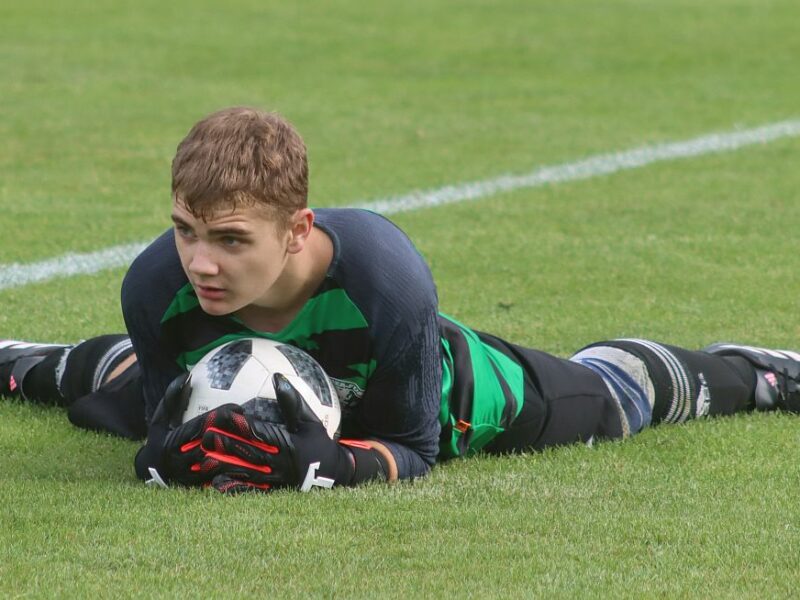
[[171, 201, 296, 316]]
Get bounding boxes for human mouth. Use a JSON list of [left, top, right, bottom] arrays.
[[195, 284, 227, 300]]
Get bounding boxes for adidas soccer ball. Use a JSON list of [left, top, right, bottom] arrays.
[[181, 337, 341, 438]]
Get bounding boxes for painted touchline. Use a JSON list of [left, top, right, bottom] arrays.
[[1, 118, 799, 292]]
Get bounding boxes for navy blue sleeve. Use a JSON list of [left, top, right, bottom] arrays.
[[358, 308, 442, 479], [316, 209, 442, 479], [120, 230, 185, 423]]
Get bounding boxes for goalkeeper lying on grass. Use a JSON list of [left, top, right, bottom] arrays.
[[2, 107, 799, 493]]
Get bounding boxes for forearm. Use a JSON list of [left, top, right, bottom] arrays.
[[363, 440, 399, 482], [339, 439, 400, 483], [351, 438, 434, 482]]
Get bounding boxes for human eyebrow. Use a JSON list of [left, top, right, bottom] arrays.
[[170, 214, 251, 238], [170, 214, 191, 228], [206, 226, 253, 238]]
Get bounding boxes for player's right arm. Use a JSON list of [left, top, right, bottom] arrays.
[[120, 230, 188, 420], [121, 231, 191, 481]]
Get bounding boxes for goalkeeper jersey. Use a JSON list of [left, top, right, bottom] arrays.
[[121, 208, 525, 479]]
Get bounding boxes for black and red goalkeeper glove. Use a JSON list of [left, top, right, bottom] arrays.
[[134, 373, 241, 487], [201, 373, 389, 493], [135, 373, 191, 486]]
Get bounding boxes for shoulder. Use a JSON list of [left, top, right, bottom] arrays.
[[314, 208, 439, 351], [121, 229, 188, 327], [315, 208, 417, 254], [315, 208, 437, 305]]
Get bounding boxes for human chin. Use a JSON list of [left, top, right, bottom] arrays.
[[195, 296, 235, 316]]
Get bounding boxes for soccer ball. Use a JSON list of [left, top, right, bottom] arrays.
[[181, 337, 341, 438]]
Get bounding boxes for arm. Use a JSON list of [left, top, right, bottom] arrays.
[[359, 440, 398, 481], [192, 374, 398, 492], [120, 231, 185, 422], [351, 308, 443, 481], [138, 316, 440, 490], [121, 241, 188, 480]]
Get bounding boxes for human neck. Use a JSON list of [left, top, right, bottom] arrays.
[[237, 227, 332, 332]]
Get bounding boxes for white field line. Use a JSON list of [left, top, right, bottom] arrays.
[[0, 242, 151, 291], [2, 118, 799, 292]]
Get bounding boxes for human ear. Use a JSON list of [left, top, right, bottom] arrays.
[[286, 208, 314, 253]]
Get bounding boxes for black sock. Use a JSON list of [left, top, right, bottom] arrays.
[[659, 344, 756, 416], [24, 334, 133, 406], [579, 339, 758, 423], [23, 348, 69, 406]]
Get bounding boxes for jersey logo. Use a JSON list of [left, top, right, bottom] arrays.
[[329, 377, 365, 408]]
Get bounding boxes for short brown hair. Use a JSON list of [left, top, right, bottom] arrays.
[[171, 107, 308, 226]]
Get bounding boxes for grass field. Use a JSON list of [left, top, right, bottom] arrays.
[[2, 0, 800, 597]]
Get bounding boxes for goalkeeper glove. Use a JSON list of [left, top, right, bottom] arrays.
[[134, 373, 229, 487], [201, 373, 389, 493]]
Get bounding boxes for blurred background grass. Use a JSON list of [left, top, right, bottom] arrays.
[[1, 0, 799, 597]]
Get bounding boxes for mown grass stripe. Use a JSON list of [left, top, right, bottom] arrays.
[[2, 118, 799, 292]]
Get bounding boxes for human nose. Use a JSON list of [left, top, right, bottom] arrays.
[[187, 242, 220, 277]]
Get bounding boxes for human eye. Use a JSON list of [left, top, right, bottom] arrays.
[[221, 235, 243, 248], [174, 224, 195, 239]]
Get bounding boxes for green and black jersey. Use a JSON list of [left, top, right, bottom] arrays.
[[122, 208, 525, 478]]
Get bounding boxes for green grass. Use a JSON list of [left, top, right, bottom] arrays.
[[2, 0, 800, 597]]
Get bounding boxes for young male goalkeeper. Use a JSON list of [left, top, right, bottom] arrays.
[[2, 107, 799, 493]]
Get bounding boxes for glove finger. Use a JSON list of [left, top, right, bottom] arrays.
[[167, 446, 272, 487], [164, 441, 233, 486], [200, 431, 281, 485], [274, 372, 322, 432], [202, 425, 280, 463], [202, 404, 258, 438], [201, 425, 297, 485], [209, 474, 272, 495], [163, 372, 192, 427], [162, 404, 243, 485], [207, 404, 294, 452], [181, 453, 230, 485], [148, 372, 191, 429], [274, 373, 301, 432], [166, 402, 232, 449]]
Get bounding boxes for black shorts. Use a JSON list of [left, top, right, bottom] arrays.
[[476, 334, 623, 454], [67, 362, 147, 440]]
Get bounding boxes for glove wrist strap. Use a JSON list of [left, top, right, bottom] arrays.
[[340, 440, 389, 485]]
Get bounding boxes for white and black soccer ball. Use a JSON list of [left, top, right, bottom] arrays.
[[181, 338, 341, 439]]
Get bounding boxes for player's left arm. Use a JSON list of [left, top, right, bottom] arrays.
[[132, 323, 435, 490], [350, 307, 443, 481], [195, 312, 441, 492], [225, 303, 442, 489], [195, 374, 397, 492]]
